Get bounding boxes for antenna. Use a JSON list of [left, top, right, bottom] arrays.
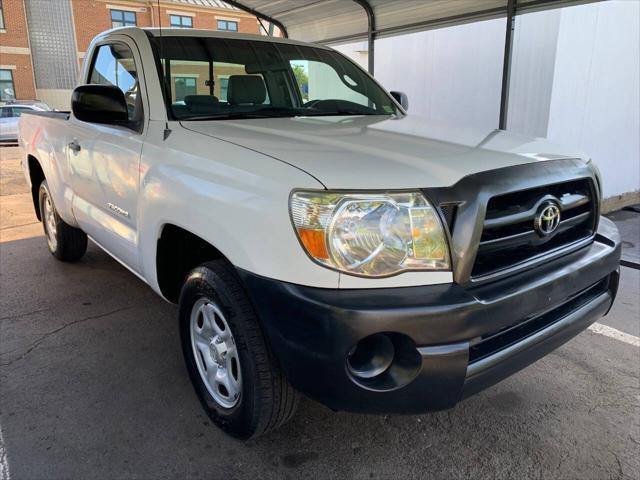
[[157, 0, 171, 140]]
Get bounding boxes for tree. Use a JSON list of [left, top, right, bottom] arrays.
[[292, 64, 309, 101]]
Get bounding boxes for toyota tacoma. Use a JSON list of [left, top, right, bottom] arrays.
[[18, 27, 621, 438]]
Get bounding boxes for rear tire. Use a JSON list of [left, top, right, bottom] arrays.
[[179, 260, 299, 439], [39, 180, 87, 262]]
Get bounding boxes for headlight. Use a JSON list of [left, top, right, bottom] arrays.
[[290, 190, 451, 277]]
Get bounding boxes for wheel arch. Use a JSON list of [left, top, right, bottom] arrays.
[[27, 154, 46, 220], [156, 223, 230, 303]]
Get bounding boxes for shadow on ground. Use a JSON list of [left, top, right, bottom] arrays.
[[1, 234, 639, 480]]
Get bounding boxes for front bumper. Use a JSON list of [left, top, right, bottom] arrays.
[[237, 218, 621, 414]]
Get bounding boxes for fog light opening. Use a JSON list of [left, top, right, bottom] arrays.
[[346, 333, 395, 379], [346, 333, 422, 392]]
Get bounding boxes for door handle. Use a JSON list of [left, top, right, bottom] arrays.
[[68, 140, 81, 153]]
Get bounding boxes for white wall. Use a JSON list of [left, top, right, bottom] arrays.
[[370, 19, 505, 130], [546, 1, 640, 198], [508, 10, 561, 137], [333, 41, 369, 70], [332, 0, 640, 199]]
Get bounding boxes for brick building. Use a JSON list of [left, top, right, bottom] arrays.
[[0, 0, 36, 101], [0, 0, 265, 109]]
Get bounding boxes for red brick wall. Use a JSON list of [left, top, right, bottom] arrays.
[[157, 6, 259, 34], [0, 0, 261, 101], [1, 55, 36, 100], [0, 0, 30, 47], [71, 0, 260, 54], [71, 1, 153, 53], [0, 0, 36, 99]]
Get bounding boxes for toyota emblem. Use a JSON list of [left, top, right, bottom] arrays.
[[534, 201, 561, 236]]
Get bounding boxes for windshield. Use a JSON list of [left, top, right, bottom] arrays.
[[151, 36, 399, 121]]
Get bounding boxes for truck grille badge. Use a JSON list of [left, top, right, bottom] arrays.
[[534, 200, 561, 236]]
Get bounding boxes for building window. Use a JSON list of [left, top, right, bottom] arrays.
[[111, 9, 137, 28], [0, 0, 5, 30], [170, 15, 192, 28], [0, 69, 15, 101], [217, 20, 238, 31], [219, 77, 229, 101], [173, 77, 197, 101]]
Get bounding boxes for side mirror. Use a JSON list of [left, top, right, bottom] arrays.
[[390, 91, 409, 111], [71, 84, 128, 124]]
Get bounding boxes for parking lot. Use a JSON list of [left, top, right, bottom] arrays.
[[0, 145, 638, 479]]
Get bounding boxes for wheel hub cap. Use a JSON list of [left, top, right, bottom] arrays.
[[210, 337, 227, 364], [43, 192, 57, 251], [190, 298, 242, 409]]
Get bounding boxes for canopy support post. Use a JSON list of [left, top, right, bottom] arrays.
[[221, 0, 289, 38], [353, 0, 375, 75], [499, 0, 516, 130]]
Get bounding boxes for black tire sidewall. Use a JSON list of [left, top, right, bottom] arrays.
[[178, 266, 260, 438], [37, 179, 87, 262]]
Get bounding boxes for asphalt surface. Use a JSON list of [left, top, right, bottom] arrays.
[[1, 146, 639, 479]]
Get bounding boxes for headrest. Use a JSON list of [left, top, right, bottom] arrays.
[[184, 95, 219, 107], [227, 75, 266, 105]]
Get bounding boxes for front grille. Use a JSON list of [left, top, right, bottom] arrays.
[[468, 276, 609, 364], [438, 203, 459, 231], [472, 178, 596, 278]]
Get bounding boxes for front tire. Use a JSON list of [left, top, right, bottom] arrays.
[[179, 260, 299, 439], [39, 180, 87, 262]]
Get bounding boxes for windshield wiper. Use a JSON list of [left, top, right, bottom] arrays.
[[301, 110, 380, 117], [180, 109, 385, 121], [181, 111, 297, 121]]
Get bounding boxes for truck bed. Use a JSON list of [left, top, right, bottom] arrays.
[[18, 110, 72, 166], [22, 111, 70, 120]]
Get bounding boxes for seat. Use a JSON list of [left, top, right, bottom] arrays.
[[226, 75, 266, 105], [184, 95, 220, 114]]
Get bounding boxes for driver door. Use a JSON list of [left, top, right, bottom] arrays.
[[68, 39, 147, 274]]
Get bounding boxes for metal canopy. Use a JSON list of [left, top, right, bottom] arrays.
[[223, 0, 600, 129], [224, 0, 595, 43]]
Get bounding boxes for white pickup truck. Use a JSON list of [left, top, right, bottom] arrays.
[[19, 27, 620, 439]]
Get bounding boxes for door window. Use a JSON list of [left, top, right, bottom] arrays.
[[88, 43, 142, 123], [162, 58, 270, 119], [213, 63, 258, 102], [163, 59, 209, 113]]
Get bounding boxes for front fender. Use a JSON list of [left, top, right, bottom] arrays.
[[137, 125, 340, 297]]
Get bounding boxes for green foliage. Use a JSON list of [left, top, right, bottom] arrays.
[[292, 65, 309, 101]]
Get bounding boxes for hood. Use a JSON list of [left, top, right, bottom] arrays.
[[181, 115, 587, 189]]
